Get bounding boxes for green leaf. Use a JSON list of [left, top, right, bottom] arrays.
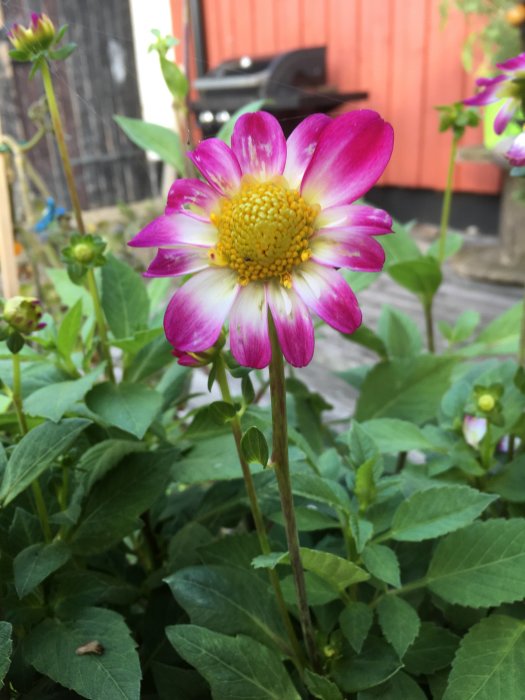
[[173, 433, 250, 482], [241, 427, 269, 467], [339, 602, 373, 653], [71, 451, 171, 554], [458, 301, 523, 357], [382, 220, 422, 265], [56, 299, 83, 359], [282, 571, 341, 606], [428, 231, 464, 260], [360, 418, 436, 453], [0, 419, 90, 506], [111, 327, 163, 354], [101, 255, 150, 340], [377, 596, 420, 658], [47, 268, 94, 318], [268, 506, 339, 532], [388, 256, 442, 303], [14, 542, 71, 598], [362, 544, 401, 587], [443, 615, 525, 700], [208, 400, 237, 424], [347, 421, 381, 470], [355, 356, 456, 424], [332, 635, 402, 693], [377, 305, 422, 359], [166, 565, 288, 651], [438, 310, 480, 345], [389, 486, 497, 542], [427, 519, 525, 607], [0, 622, 12, 689], [253, 547, 369, 590], [24, 607, 141, 700], [305, 670, 343, 700], [216, 100, 266, 144], [86, 382, 162, 438], [77, 439, 148, 493], [404, 622, 459, 675], [358, 671, 427, 699], [486, 455, 525, 503], [341, 324, 387, 358], [166, 625, 300, 700], [114, 115, 185, 172], [24, 366, 105, 422]]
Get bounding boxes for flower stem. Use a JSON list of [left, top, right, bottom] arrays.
[[438, 134, 459, 264], [40, 61, 85, 236], [423, 299, 435, 353], [85, 269, 116, 382], [519, 286, 525, 368], [267, 314, 320, 671], [40, 60, 115, 382], [12, 353, 52, 543], [214, 356, 304, 668]]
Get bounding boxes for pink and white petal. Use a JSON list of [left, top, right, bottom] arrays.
[[231, 111, 286, 179], [464, 75, 506, 106], [506, 132, 525, 167], [164, 268, 239, 351], [188, 139, 242, 196], [128, 213, 217, 249], [292, 262, 362, 334], [165, 178, 221, 217], [143, 247, 210, 278], [300, 110, 394, 208], [267, 281, 314, 367], [496, 52, 525, 73], [283, 114, 331, 189], [229, 283, 271, 369], [311, 231, 386, 272], [315, 204, 392, 235], [494, 98, 518, 135]]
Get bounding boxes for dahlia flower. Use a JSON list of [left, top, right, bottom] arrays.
[[464, 53, 525, 134], [130, 110, 393, 368]]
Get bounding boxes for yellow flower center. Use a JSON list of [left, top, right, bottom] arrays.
[[209, 178, 319, 287], [477, 394, 496, 412]]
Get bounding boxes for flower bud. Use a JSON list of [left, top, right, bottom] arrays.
[[477, 393, 496, 413], [172, 330, 226, 368], [3, 296, 45, 335], [8, 13, 55, 54], [73, 242, 96, 264]]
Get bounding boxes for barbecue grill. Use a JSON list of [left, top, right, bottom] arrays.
[[191, 46, 368, 137]]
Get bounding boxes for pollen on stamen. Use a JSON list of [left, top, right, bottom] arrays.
[[210, 179, 318, 287]]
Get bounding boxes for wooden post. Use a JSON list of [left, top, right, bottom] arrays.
[[0, 2, 19, 298]]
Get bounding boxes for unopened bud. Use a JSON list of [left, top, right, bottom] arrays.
[[172, 330, 226, 368], [73, 242, 96, 264], [3, 296, 45, 335], [8, 13, 55, 54], [477, 394, 496, 413]]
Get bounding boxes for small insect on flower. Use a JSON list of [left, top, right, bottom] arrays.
[[75, 641, 104, 656], [129, 110, 394, 369]]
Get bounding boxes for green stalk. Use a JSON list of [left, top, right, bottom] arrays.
[[215, 357, 304, 668], [438, 134, 459, 264], [40, 61, 115, 382], [423, 299, 435, 353], [267, 314, 319, 671], [12, 353, 52, 543], [519, 286, 525, 368]]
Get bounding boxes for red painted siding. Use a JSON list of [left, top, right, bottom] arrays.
[[172, 0, 501, 194]]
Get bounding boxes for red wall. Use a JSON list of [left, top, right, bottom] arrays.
[[171, 0, 501, 194]]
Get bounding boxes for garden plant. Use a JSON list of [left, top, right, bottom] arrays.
[[1, 12, 525, 700]]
